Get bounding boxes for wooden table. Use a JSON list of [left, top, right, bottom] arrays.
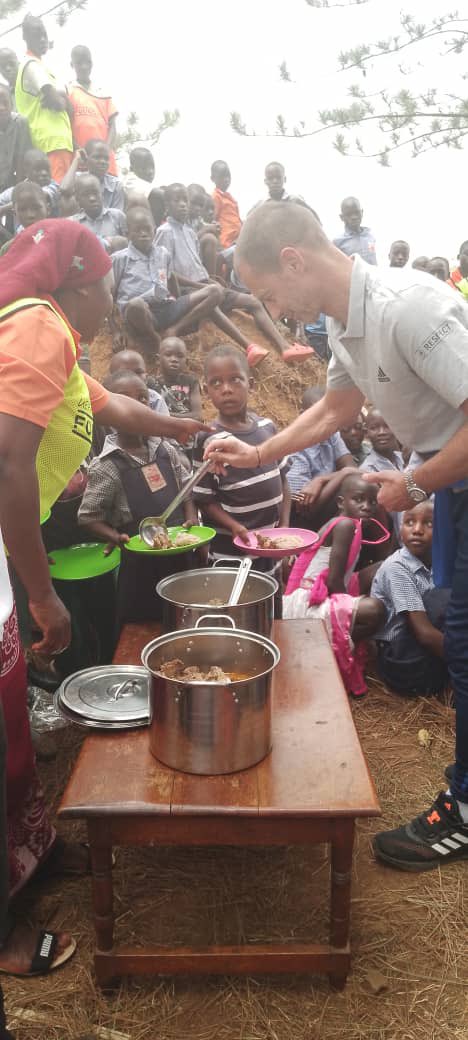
[[59, 619, 380, 988]]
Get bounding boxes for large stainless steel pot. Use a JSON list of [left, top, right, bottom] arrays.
[[156, 559, 278, 637], [142, 615, 280, 774]]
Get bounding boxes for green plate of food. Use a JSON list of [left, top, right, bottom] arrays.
[[48, 543, 121, 580], [124, 525, 216, 556]]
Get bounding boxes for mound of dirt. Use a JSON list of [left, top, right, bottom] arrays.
[[90, 311, 326, 429]]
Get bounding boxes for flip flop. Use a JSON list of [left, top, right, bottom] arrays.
[[283, 343, 315, 363], [0, 930, 76, 978], [246, 343, 269, 367]]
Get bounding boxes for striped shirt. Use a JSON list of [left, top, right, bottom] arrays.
[[371, 546, 435, 642], [192, 416, 288, 554]]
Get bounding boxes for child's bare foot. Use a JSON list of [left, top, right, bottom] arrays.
[[0, 923, 76, 977]]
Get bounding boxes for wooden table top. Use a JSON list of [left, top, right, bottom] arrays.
[[59, 619, 380, 820]]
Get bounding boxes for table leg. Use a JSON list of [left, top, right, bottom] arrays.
[[329, 818, 354, 990], [88, 829, 114, 953]]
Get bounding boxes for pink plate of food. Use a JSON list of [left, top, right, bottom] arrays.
[[232, 527, 319, 559]]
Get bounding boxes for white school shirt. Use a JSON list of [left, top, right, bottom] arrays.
[[0, 537, 13, 641]]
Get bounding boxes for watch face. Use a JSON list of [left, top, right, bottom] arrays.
[[409, 488, 427, 503]]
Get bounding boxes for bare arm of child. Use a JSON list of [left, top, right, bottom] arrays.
[[406, 611, 445, 659], [173, 273, 206, 289], [300, 465, 357, 510], [168, 273, 181, 298], [280, 474, 291, 527], [183, 496, 198, 528], [201, 502, 250, 544], [60, 149, 85, 197], [188, 381, 203, 421], [79, 519, 129, 554], [326, 518, 357, 594]]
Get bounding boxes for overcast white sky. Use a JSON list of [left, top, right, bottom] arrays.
[[4, 0, 466, 262]]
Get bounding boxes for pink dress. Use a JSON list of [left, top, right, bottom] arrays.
[[283, 517, 367, 697]]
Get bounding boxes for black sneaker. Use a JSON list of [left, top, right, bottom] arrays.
[[444, 763, 455, 783], [373, 792, 468, 872]]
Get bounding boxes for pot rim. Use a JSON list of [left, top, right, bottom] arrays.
[[156, 568, 278, 608], [141, 626, 280, 685]]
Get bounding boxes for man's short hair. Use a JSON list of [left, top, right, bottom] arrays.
[[235, 201, 328, 274]]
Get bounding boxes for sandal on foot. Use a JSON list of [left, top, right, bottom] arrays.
[[0, 930, 76, 978], [283, 343, 315, 363], [246, 343, 269, 367]]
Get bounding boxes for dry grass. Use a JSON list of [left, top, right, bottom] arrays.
[[6, 681, 466, 1040]]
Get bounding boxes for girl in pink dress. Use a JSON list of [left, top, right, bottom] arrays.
[[284, 473, 387, 697]]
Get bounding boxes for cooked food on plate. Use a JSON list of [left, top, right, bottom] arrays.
[[256, 533, 304, 550]]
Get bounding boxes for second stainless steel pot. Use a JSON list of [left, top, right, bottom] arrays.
[[156, 560, 278, 636]]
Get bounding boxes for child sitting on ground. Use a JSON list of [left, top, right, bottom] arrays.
[[187, 182, 221, 278], [108, 349, 169, 414], [193, 345, 291, 612], [78, 370, 196, 624], [0, 181, 49, 253], [284, 473, 386, 697], [340, 412, 371, 466], [371, 501, 450, 697], [287, 387, 356, 527], [71, 173, 127, 253], [154, 337, 202, 420], [0, 147, 59, 229], [156, 183, 312, 365], [360, 408, 405, 474], [62, 138, 125, 211]]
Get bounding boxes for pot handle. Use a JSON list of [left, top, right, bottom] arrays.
[[194, 614, 236, 629], [212, 557, 245, 568]]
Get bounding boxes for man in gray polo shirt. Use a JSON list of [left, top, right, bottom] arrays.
[[205, 202, 468, 874]]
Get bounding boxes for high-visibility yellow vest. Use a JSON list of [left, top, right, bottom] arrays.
[[15, 57, 72, 154], [0, 298, 93, 515]]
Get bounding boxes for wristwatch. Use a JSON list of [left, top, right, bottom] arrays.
[[404, 470, 428, 504]]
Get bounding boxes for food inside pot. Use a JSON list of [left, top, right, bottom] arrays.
[[158, 659, 249, 683], [256, 533, 304, 550]]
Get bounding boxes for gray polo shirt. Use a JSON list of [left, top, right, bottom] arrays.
[[155, 217, 208, 282], [327, 256, 468, 454]]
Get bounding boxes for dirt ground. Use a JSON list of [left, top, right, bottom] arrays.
[[5, 318, 467, 1038], [90, 312, 327, 429], [6, 682, 465, 1040]]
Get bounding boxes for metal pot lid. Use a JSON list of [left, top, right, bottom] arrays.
[[58, 665, 149, 722], [54, 692, 148, 730]]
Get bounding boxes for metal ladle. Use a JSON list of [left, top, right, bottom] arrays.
[[139, 432, 230, 547]]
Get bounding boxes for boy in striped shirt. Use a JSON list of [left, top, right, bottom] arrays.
[[193, 345, 291, 608]]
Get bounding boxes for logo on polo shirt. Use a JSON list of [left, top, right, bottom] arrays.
[[417, 322, 451, 357], [377, 366, 390, 382]]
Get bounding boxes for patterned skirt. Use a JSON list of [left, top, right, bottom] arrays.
[[0, 607, 55, 897]]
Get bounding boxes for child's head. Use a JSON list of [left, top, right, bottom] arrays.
[[264, 161, 286, 201], [159, 337, 187, 378], [75, 173, 103, 219], [457, 240, 468, 278], [85, 138, 110, 180], [210, 160, 231, 191], [301, 385, 324, 411], [204, 345, 250, 419], [165, 182, 188, 223], [70, 44, 92, 87], [427, 256, 450, 282], [187, 183, 207, 222], [389, 240, 409, 268], [109, 349, 147, 383], [203, 195, 215, 222], [22, 13, 48, 57], [104, 370, 149, 406], [340, 413, 366, 455], [366, 407, 398, 457], [23, 148, 51, 187], [129, 146, 155, 184], [336, 473, 379, 525], [127, 205, 155, 256], [12, 181, 48, 228], [0, 48, 19, 90], [147, 186, 166, 228], [0, 84, 12, 131], [400, 500, 434, 560], [340, 196, 362, 232], [412, 255, 429, 272]]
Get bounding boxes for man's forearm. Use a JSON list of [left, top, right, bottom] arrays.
[[0, 463, 53, 602], [96, 393, 191, 439], [415, 422, 468, 494]]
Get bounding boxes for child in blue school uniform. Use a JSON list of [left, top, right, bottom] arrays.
[[371, 501, 450, 696]]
